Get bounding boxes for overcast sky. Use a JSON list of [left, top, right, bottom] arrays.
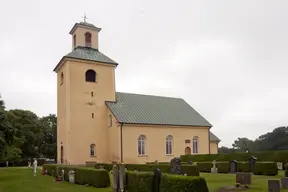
[[1, 0, 288, 147]]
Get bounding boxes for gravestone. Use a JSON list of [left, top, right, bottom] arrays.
[[281, 178, 288, 189], [119, 164, 125, 192], [153, 168, 162, 192], [61, 169, 65, 181], [211, 160, 218, 173], [68, 170, 75, 184], [188, 161, 193, 164], [268, 180, 280, 192], [277, 162, 283, 170], [248, 156, 257, 173], [236, 172, 252, 185], [112, 165, 119, 192], [170, 157, 182, 174], [229, 160, 237, 174]]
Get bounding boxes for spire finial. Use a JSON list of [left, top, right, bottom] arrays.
[[82, 13, 88, 23]]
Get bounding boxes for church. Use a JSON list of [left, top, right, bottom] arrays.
[[54, 19, 221, 165]]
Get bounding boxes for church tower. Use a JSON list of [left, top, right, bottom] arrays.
[[53, 17, 118, 165]]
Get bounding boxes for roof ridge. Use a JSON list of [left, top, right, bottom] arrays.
[[116, 91, 183, 100]]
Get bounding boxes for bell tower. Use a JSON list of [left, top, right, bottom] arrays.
[[69, 14, 101, 50], [54, 16, 118, 165]]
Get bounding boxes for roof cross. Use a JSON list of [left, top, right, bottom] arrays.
[[82, 13, 88, 23]]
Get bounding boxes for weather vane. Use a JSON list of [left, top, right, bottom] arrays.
[[82, 13, 88, 23]]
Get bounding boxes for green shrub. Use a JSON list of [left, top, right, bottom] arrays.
[[159, 174, 209, 192], [125, 171, 208, 192], [125, 171, 154, 192], [254, 162, 278, 176], [194, 161, 277, 176], [95, 163, 200, 176], [180, 150, 288, 164], [42, 164, 110, 188]]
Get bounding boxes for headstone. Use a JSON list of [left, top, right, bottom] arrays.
[[170, 157, 181, 174], [68, 170, 75, 184], [229, 160, 238, 173], [211, 160, 218, 173], [236, 172, 252, 185], [119, 164, 125, 192], [281, 178, 288, 189], [153, 168, 162, 192], [268, 180, 280, 192], [277, 162, 283, 170], [61, 169, 65, 180], [188, 161, 193, 164], [112, 165, 119, 192], [248, 156, 257, 173]]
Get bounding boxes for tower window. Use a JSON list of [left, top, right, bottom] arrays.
[[91, 92, 94, 97], [85, 69, 96, 82], [73, 34, 76, 49], [108, 115, 112, 127], [85, 32, 92, 47], [60, 72, 64, 85], [92, 113, 94, 118]]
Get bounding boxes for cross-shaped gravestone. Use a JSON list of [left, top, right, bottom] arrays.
[[211, 160, 218, 173]]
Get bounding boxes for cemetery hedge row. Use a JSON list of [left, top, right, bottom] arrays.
[[42, 164, 110, 188], [95, 163, 200, 176], [197, 161, 278, 176], [126, 171, 209, 192], [180, 151, 288, 163]]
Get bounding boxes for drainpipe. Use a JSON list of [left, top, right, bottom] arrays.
[[120, 123, 123, 163], [208, 128, 211, 154]]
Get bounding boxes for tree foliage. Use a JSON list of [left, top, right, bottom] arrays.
[[220, 126, 288, 153], [0, 95, 57, 161]]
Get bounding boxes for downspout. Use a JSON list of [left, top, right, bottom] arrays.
[[120, 123, 123, 163], [208, 127, 211, 154]]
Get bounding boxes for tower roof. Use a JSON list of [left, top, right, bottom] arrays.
[[53, 46, 118, 72], [69, 22, 101, 35]]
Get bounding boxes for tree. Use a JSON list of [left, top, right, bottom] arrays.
[[232, 137, 254, 152], [218, 146, 237, 154], [39, 114, 57, 159]]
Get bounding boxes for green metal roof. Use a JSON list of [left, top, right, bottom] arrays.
[[66, 46, 118, 64], [53, 46, 118, 72], [106, 92, 212, 127], [69, 22, 101, 34], [210, 132, 221, 142]]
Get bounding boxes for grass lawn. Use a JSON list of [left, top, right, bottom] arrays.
[[203, 171, 286, 192], [0, 167, 286, 192], [0, 167, 111, 192]]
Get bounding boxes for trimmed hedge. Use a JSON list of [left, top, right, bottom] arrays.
[[180, 151, 288, 163], [95, 163, 200, 176], [42, 164, 110, 188], [196, 161, 278, 176], [125, 171, 209, 192]]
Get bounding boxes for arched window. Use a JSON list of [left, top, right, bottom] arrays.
[[90, 144, 95, 156], [193, 136, 198, 154], [185, 147, 191, 155], [138, 135, 146, 155], [60, 72, 64, 85], [73, 34, 76, 49], [85, 69, 96, 82], [166, 135, 173, 155], [85, 32, 92, 47]]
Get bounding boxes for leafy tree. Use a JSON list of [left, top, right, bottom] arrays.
[[39, 114, 57, 159], [232, 137, 254, 152], [218, 146, 237, 154]]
